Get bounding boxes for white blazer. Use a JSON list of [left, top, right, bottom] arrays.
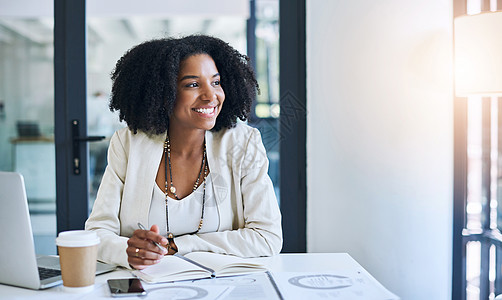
[[85, 123, 283, 268]]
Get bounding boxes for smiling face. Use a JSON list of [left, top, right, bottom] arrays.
[[169, 53, 225, 132]]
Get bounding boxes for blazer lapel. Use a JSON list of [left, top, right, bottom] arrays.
[[206, 130, 232, 230], [137, 132, 166, 228]]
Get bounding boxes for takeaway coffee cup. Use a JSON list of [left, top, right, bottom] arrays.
[[55, 230, 100, 293]]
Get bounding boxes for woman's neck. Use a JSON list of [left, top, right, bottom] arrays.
[[167, 126, 205, 158]]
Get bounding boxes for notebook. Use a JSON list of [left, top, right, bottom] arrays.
[[0, 171, 116, 290], [133, 251, 267, 283]]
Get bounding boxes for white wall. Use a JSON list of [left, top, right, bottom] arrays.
[[306, 1, 453, 300]]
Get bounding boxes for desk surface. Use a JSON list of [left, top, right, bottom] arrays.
[[0, 253, 398, 300]]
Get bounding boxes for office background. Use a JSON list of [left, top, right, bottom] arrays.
[[0, 0, 456, 300]]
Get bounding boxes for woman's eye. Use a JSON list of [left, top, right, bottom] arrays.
[[213, 80, 221, 86], [186, 82, 198, 88]]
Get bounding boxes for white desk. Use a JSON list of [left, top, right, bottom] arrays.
[[0, 253, 398, 299]]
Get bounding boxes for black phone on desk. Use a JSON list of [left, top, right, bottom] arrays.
[[108, 278, 146, 297]]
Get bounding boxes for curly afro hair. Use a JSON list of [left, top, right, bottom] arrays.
[[109, 35, 258, 134]]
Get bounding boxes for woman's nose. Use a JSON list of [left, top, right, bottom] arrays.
[[201, 84, 216, 100]]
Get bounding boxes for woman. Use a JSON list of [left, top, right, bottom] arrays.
[[85, 35, 282, 270]]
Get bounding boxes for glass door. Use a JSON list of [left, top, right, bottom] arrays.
[[0, 1, 56, 254]]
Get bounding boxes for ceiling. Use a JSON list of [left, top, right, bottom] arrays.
[[0, 0, 250, 48]]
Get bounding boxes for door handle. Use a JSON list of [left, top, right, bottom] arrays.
[[72, 119, 105, 175]]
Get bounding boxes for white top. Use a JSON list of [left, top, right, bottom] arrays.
[[148, 173, 220, 236]]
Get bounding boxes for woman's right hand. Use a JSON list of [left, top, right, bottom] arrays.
[[127, 224, 168, 270]]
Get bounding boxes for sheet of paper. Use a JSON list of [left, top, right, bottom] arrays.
[[142, 283, 233, 300], [271, 271, 399, 300], [189, 272, 281, 300]]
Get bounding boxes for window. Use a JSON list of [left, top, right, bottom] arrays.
[[453, 1, 502, 299], [0, 3, 57, 254]]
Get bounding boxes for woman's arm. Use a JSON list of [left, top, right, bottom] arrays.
[[85, 131, 131, 267]]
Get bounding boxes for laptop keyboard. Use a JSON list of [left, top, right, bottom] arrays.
[[38, 267, 61, 280]]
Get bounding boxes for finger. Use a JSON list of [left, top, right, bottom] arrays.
[[132, 229, 148, 239], [150, 224, 160, 233], [127, 246, 164, 260], [127, 238, 165, 256], [128, 235, 154, 252], [128, 256, 161, 268], [149, 225, 168, 249], [127, 242, 165, 258], [132, 228, 168, 248], [129, 233, 166, 254], [130, 264, 147, 270], [144, 230, 168, 247], [129, 261, 159, 270]]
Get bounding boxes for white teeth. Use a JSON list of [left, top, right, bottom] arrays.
[[194, 107, 215, 114]]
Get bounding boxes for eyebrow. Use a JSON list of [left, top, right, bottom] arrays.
[[179, 73, 220, 81]]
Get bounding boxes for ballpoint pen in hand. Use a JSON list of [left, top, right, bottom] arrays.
[[137, 223, 214, 274], [137, 222, 168, 253]]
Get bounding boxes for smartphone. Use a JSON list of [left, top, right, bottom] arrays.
[[107, 278, 147, 297]]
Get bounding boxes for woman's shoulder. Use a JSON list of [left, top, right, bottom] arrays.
[[211, 122, 258, 141], [208, 122, 265, 161], [112, 127, 165, 148], [113, 126, 131, 138]]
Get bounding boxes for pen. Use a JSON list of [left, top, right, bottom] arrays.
[[173, 253, 215, 276], [137, 222, 215, 274], [137, 222, 168, 253], [136, 222, 214, 274]]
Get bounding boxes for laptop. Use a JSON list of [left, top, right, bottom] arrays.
[[0, 171, 116, 289], [16, 121, 41, 138]]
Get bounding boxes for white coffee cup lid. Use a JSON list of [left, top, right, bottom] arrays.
[[56, 230, 100, 247]]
